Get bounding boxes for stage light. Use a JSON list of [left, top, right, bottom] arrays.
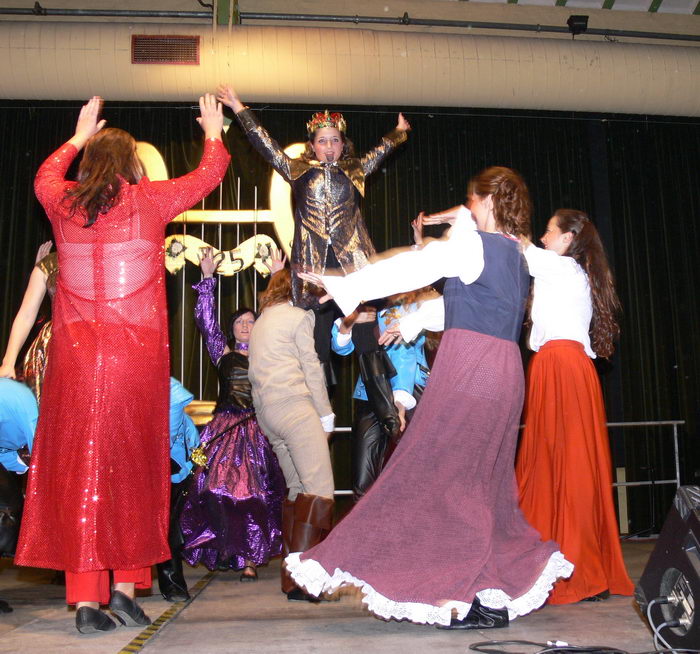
[[567, 15, 589, 37]]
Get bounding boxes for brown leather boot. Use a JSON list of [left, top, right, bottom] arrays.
[[291, 493, 334, 550], [285, 493, 335, 601], [280, 499, 296, 594]]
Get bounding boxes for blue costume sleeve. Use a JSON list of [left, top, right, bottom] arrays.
[[169, 378, 200, 483], [331, 321, 355, 356], [0, 379, 37, 472], [378, 306, 430, 407], [0, 451, 28, 473]]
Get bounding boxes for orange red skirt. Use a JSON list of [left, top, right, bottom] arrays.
[[516, 339, 633, 604]]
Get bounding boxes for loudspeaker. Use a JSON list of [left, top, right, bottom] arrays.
[[636, 485, 700, 648]]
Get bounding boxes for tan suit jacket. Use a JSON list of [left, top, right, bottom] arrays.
[[248, 303, 332, 419]]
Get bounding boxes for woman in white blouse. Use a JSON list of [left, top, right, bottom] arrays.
[[516, 209, 634, 604]]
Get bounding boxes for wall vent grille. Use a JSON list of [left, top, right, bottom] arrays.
[[131, 35, 200, 65]]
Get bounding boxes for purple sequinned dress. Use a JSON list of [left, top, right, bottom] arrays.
[[180, 278, 285, 570]]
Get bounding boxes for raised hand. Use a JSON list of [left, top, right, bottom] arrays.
[[411, 213, 424, 247], [263, 246, 287, 275], [216, 84, 245, 113], [297, 271, 332, 304], [196, 93, 224, 140], [338, 305, 377, 334], [397, 113, 411, 132], [34, 241, 53, 264], [69, 96, 106, 150], [421, 205, 463, 226], [198, 247, 224, 278], [298, 271, 325, 292], [378, 323, 403, 346]]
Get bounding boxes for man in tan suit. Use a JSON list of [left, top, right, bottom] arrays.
[[248, 269, 335, 602]]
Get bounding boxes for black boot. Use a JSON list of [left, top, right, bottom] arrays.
[[157, 477, 190, 602], [358, 350, 401, 441], [156, 558, 190, 602], [437, 597, 509, 630]]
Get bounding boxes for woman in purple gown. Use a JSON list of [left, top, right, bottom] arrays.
[[289, 167, 573, 628], [180, 249, 285, 581]]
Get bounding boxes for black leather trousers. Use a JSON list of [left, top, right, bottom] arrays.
[[352, 400, 390, 501]]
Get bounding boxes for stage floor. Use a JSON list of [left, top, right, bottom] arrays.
[[0, 540, 658, 653]]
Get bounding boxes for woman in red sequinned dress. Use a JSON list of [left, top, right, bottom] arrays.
[[15, 95, 230, 634]]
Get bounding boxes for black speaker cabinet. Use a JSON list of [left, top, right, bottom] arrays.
[[636, 485, 700, 648]]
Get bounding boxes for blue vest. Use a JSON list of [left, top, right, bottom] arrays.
[[443, 232, 529, 342]]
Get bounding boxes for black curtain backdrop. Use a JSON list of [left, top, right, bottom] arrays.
[[1, 100, 697, 531]]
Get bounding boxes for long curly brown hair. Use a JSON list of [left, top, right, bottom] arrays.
[[65, 127, 145, 227], [258, 268, 293, 311], [555, 209, 621, 359], [470, 166, 532, 239]]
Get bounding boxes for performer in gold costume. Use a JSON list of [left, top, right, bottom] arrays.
[[217, 85, 410, 438], [217, 85, 410, 309], [0, 242, 57, 403]]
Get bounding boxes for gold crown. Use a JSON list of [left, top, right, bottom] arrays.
[[306, 110, 347, 136]]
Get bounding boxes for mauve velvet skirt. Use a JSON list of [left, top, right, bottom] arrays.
[[287, 328, 572, 625], [180, 407, 285, 571]]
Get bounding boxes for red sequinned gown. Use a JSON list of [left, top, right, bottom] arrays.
[[15, 138, 230, 573]]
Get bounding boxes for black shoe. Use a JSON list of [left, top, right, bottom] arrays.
[[0, 599, 12, 614], [582, 589, 610, 602], [240, 566, 258, 583], [75, 606, 117, 634], [286, 587, 321, 603], [157, 560, 190, 602], [109, 590, 151, 627], [436, 598, 509, 630], [216, 555, 234, 571]]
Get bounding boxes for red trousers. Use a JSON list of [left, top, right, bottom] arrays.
[[65, 567, 151, 605]]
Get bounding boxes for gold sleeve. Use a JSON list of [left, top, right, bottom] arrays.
[[235, 108, 294, 181], [360, 128, 408, 177], [37, 252, 58, 278]]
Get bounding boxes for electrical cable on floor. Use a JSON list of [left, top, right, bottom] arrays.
[[644, 593, 698, 653], [468, 639, 700, 654], [468, 641, 628, 653]]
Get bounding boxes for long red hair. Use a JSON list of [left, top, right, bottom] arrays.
[[258, 269, 293, 311], [65, 128, 145, 227]]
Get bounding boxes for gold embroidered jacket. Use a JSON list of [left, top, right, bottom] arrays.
[[236, 109, 408, 308]]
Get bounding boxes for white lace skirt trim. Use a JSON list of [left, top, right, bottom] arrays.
[[285, 550, 574, 626]]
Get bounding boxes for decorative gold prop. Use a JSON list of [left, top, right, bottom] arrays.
[[135, 140, 305, 271], [189, 446, 209, 468], [164, 233, 278, 276]]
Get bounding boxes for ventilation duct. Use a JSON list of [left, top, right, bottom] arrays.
[[131, 34, 200, 65], [0, 22, 698, 116]]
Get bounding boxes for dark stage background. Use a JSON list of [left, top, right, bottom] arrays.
[[1, 100, 698, 534]]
